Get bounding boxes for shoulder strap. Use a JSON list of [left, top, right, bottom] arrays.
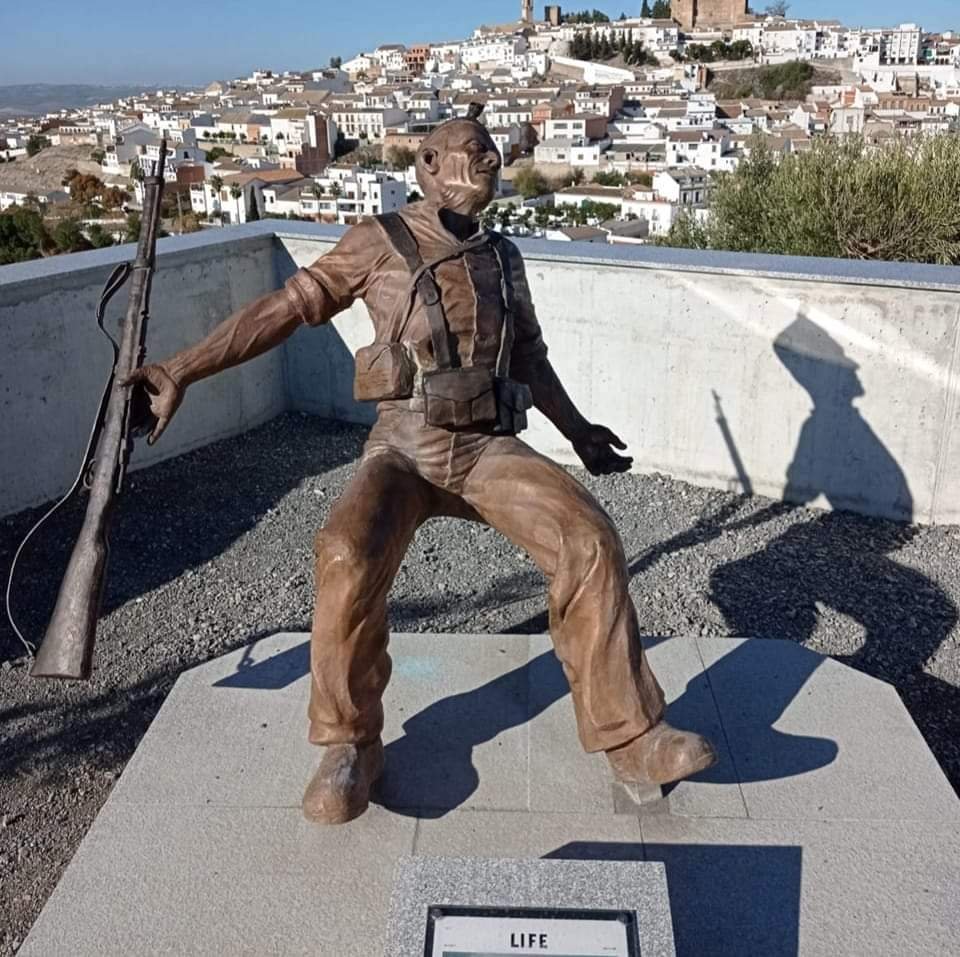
[[376, 212, 456, 369], [377, 212, 422, 272], [490, 234, 516, 378]]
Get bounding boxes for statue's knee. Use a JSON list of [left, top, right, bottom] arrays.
[[565, 516, 624, 570], [314, 528, 369, 572]]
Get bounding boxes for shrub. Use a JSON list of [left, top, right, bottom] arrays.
[[658, 134, 960, 264]]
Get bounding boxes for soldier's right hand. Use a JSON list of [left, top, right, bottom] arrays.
[[119, 363, 185, 445]]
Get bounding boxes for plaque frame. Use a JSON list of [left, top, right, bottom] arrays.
[[423, 904, 641, 957]]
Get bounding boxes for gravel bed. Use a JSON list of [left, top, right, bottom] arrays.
[[2, 412, 959, 953]]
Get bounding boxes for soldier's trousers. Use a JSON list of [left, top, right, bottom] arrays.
[[308, 407, 665, 754]]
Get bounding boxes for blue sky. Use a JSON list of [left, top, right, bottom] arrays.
[[1, 1, 957, 86]]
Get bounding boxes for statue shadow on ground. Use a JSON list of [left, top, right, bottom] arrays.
[[544, 840, 803, 957], [369, 635, 837, 817], [212, 631, 838, 815]]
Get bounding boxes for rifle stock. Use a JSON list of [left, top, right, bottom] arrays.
[[29, 508, 109, 679], [23, 142, 168, 680]]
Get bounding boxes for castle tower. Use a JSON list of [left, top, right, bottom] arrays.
[[521, 0, 534, 24], [671, 0, 748, 30]]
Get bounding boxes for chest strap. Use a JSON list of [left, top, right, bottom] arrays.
[[376, 212, 514, 375], [377, 212, 457, 369]]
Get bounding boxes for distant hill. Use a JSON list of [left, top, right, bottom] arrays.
[[707, 62, 841, 101], [0, 84, 176, 116]]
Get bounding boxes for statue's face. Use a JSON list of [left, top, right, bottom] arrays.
[[418, 121, 502, 216]]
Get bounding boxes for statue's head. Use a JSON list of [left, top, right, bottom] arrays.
[[415, 102, 501, 216]]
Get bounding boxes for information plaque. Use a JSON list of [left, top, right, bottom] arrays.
[[424, 906, 640, 957]]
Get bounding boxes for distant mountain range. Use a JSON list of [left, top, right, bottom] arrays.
[[0, 83, 186, 116]]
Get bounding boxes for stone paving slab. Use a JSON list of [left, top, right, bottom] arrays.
[[20, 632, 960, 956], [640, 816, 960, 957], [21, 801, 416, 957], [695, 637, 960, 822]]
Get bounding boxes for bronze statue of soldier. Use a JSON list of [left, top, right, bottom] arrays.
[[124, 107, 716, 824]]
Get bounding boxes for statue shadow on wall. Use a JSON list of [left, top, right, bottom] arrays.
[[709, 315, 958, 776]]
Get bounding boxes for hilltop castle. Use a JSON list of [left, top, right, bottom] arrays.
[[671, 0, 749, 30]]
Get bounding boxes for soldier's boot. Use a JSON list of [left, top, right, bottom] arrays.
[[302, 738, 385, 825], [606, 721, 716, 787]]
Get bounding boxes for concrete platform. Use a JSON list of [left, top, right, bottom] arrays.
[[20, 633, 960, 956]]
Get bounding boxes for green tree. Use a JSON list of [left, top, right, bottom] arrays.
[[385, 145, 416, 169], [658, 135, 960, 264], [210, 174, 224, 216], [651, 0, 670, 16], [229, 183, 243, 223], [513, 167, 551, 198], [641, 0, 652, 15], [592, 170, 626, 186], [330, 56, 342, 68], [26, 134, 51, 157], [87, 223, 115, 249], [91, 148, 106, 164], [0, 207, 48, 264], [204, 146, 230, 162], [51, 218, 91, 254], [124, 212, 142, 243]]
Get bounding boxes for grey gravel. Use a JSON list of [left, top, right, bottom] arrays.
[[2, 412, 959, 955]]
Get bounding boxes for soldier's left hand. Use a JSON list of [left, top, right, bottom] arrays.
[[572, 425, 633, 476]]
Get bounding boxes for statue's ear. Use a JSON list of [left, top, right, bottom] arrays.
[[419, 147, 440, 174]]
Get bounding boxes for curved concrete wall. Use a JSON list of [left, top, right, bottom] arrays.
[[0, 229, 285, 514], [279, 224, 960, 525], [2, 221, 959, 523]]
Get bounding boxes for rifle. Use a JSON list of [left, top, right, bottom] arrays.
[[5, 141, 168, 680]]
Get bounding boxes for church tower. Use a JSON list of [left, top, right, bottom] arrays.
[[521, 0, 533, 24]]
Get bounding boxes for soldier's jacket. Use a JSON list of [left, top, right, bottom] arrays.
[[283, 201, 548, 378]]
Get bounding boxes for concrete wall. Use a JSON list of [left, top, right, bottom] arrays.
[[276, 223, 960, 525], [3, 221, 959, 523], [0, 228, 285, 513]]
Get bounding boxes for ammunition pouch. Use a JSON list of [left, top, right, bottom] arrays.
[[423, 367, 496, 430], [353, 342, 416, 402], [494, 376, 533, 435], [422, 369, 532, 435]]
